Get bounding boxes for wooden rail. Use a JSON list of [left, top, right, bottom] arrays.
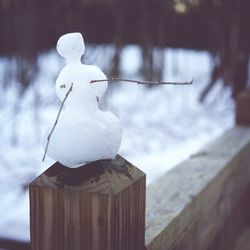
[[146, 126, 250, 250], [28, 88, 250, 250], [145, 88, 250, 250]]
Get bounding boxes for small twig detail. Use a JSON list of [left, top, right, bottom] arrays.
[[42, 83, 73, 162], [90, 77, 193, 85]]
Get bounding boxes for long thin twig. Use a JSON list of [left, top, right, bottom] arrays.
[[42, 83, 73, 161], [90, 77, 193, 85]]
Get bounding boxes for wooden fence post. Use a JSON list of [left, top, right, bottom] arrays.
[[29, 155, 146, 250], [236, 88, 250, 125]]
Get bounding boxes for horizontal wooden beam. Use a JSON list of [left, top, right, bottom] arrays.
[[146, 126, 250, 250]]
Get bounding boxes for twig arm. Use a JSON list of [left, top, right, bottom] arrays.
[[42, 83, 73, 161], [90, 77, 193, 85]]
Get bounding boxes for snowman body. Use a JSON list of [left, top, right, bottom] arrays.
[[45, 33, 122, 167]]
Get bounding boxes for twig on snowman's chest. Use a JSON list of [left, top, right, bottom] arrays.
[[42, 83, 73, 162], [90, 77, 193, 85]]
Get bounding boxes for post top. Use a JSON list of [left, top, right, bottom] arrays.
[[31, 155, 145, 194]]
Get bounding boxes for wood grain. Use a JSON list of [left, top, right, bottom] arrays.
[[30, 155, 146, 250]]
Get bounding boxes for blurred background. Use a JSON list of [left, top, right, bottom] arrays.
[[0, 0, 249, 249]]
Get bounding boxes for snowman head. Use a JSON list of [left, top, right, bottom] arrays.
[[57, 32, 85, 62]]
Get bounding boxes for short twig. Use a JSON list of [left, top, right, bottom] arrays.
[[42, 83, 73, 162], [90, 77, 193, 85]]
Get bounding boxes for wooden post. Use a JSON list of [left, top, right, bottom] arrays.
[[236, 88, 250, 125], [29, 155, 146, 250]]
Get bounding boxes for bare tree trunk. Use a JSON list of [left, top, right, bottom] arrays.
[[200, 0, 248, 102]]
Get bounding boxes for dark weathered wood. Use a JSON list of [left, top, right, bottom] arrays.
[[208, 184, 250, 250], [236, 88, 250, 125], [29, 155, 146, 250]]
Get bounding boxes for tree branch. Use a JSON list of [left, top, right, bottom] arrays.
[[90, 77, 193, 85], [42, 83, 73, 162]]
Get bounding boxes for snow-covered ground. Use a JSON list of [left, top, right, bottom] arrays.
[[0, 47, 234, 241]]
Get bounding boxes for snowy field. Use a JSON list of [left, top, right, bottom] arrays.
[[0, 47, 234, 241]]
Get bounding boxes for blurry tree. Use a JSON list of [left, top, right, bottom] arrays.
[[0, 0, 249, 96], [200, 0, 249, 101]]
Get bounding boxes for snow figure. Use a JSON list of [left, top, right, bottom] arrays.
[[44, 32, 122, 167]]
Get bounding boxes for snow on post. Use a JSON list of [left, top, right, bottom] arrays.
[[44, 32, 122, 167], [29, 32, 146, 250]]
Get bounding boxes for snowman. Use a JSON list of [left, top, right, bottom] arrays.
[[44, 32, 122, 167]]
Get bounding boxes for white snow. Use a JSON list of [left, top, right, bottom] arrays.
[[45, 33, 122, 167], [0, 46, 234, 241], [57, 33, 86, 62]]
